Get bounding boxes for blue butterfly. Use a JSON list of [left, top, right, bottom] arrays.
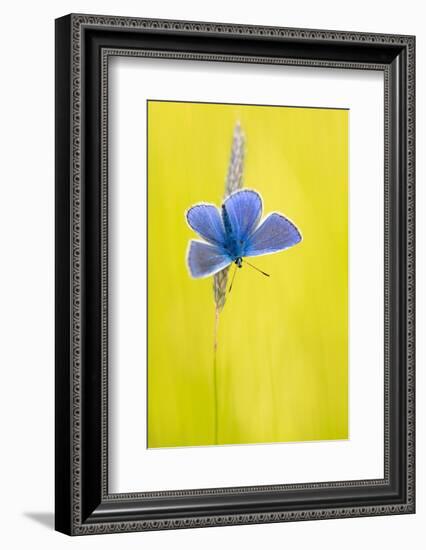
[[186, 189, 302, 279]]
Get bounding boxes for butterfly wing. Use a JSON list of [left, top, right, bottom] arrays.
[[222, 189, 262, 244], [186, 204, 226, 246], [244, 213, 302, 257], [187, 240, 232, 279]]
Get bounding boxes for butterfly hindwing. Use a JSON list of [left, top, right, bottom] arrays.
[[187, 240, 232, 279], [186, 204, 226, 246], [222, 190, 262, 244], [245, 213, 302, 257]]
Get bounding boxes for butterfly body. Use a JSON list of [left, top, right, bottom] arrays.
[[221, 204, 246, 261], [186, 189, 302, 279]]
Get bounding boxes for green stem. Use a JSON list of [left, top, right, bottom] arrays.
[[213, 306, 220, 445]]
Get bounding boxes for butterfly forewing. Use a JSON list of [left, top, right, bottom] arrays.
[[244, 213, 302, 257], [222, 190, 263, 244], [186, 204, 226, 246]]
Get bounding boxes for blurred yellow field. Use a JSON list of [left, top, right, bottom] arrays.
[[147, 100, 348, 448]]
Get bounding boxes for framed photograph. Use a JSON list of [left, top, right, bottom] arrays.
[[55, 14, 415, 535]]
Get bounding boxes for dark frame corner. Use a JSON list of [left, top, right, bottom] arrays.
[[55, 13, 415, 536]]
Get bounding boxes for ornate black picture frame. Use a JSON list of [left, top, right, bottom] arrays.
[[55, 13, 415, 535]]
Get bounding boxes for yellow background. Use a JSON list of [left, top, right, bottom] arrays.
[[147, 101, 348, 448]]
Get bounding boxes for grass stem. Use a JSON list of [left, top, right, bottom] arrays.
[[213, 306, 220, 445]]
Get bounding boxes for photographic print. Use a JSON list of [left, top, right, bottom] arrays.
[[147, 100, 349, 449]]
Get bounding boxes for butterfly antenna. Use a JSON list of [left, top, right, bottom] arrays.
[[243, 260, 270, 277], [229, 264, 238, 293]]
